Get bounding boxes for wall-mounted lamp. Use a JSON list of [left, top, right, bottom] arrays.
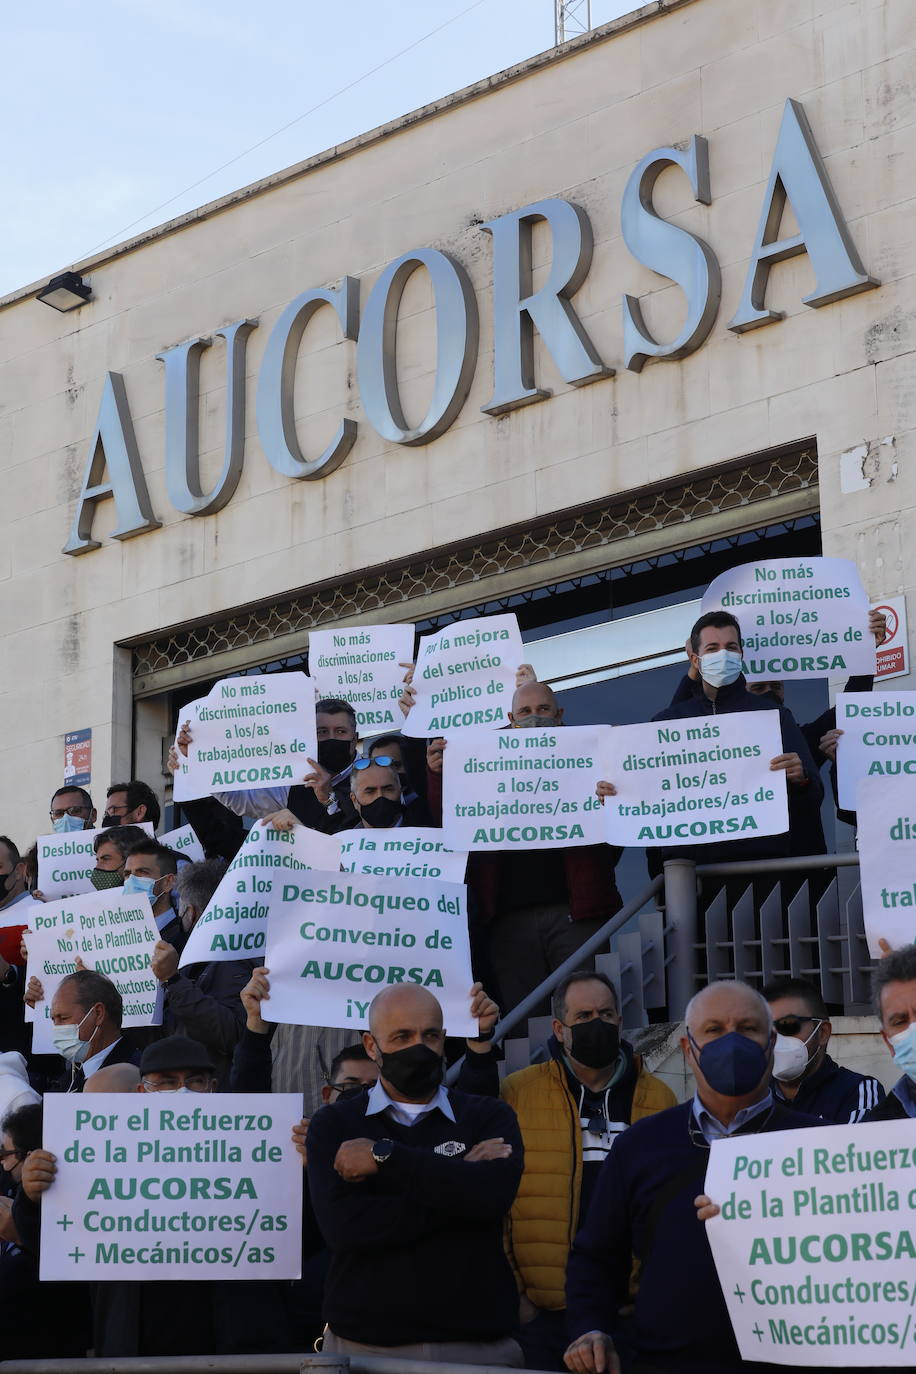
[[36, 271, 92, 312]]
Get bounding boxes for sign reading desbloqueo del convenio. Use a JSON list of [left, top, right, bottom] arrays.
[[262, 869, 475, 1035], [172, 673, 317, 803], [857, 776, 916, 956], [701, 557, 873, 681], [37, 822, 155, 901], [705, 1122, 916, 1367], [441, 725, 609, 850], [835, 692, 916, 810], [402, 614, 525, 737], [40, 1093, 303, 1281], [600, 712, 788, 846], [308, 623, 416, 736]]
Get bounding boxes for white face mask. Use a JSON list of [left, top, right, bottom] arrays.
[[699, 649, 743, 689], [772, 1032, 812, 1083], [52, 1009, 95, 1064]]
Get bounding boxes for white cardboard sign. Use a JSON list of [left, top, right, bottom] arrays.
[[159, 824, 206, 864], [600, 711, 788, 847], [835, 692, 916, 811], [263, 868, 475, 1035], [441, 725, 609, 851], [172, 673, 317, 803], [309, 624, 415, 736], [857, 776, 916, 956], [402, 613, 525, 737], [40, 1092, 303, 1281], [702, 557, 873, 680], [338, 828, 468, 883], [37, 822, 155, 901], [705, 1121, 916, 1366], [24, 891, 162, 1053], [178, 822, 341, 968]]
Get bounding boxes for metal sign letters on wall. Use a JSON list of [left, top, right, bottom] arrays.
[[63, 99, 878, 556]]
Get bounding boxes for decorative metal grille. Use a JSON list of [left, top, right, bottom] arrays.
[[131, 441, 817, 683]]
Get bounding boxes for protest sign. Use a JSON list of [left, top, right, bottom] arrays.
[[441, 725, 609, 851], [702, 557, 873, 680], [159, 824, 205, 864], [705, 1121, 916, 1366], [835, 692, 916, 811], [600, 711, 788, 847], [37, 822, 155, 901], [309, 624, 415, 736], [172, 672, 317, 803], [263, 868, 475, 1035], [178, 821, 340, 968], [0, 896, 41, 932], [39, 1091, 302, 1281], [874, 596, 910, 682], [339, 828, 468, 883], [24, 890, 162, 1053], [402, 613, 525, 737], [857, 776, 916, 956]]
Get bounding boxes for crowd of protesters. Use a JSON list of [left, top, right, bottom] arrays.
[[0, 602, 913, 1373]]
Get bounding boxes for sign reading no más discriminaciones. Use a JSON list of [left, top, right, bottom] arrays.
[[835, 692, 916, 811], [705, 1121, 916, 1366], [40, 1092, 303, 1281], [24, 890, 162, 1053], [178, 821, 340, 968], [263, 868, 475, 1035], [702, 557, 874, 680], [172, 672, 318, 803], [338, 828, 468, 883], [308, 623, 416, 736], [600, 711, 788, 847], [857, 776, 916, 956], [440, 725, 610, 850], [402, 613, 525, 737]]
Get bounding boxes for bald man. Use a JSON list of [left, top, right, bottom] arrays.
[[306, 985, 525, 1366], [564, 981, 824, 1374], [83, 1062, 141, 1094]]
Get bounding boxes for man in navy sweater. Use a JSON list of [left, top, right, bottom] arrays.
[[564, 980, 823, 1374], [306, 983, 524, 1365]]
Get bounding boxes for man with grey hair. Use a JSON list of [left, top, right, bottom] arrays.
[[150, 858, 252, 1087], [865, 944, 916, 1121], [564, 980, 823, 1374]]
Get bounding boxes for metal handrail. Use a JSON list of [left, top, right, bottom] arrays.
[[696, 851, 860, 878]]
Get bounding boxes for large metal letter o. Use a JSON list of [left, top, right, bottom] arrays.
[[357, 248, 478, 446]]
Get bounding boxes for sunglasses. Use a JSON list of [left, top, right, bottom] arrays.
[[353, 756, 396, 770], [773, 1015, 823, 1038]]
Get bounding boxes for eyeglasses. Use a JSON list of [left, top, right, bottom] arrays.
[[104, 801, 130, 815], [353, 756, 395, 771], [140, 1074, 213, 1093], [49, 805, 90, 820], [773, 1015, 823, 1038]]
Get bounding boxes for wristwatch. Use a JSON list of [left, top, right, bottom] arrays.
[[371, 1139, 395, 1166]]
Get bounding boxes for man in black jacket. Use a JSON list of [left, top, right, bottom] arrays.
[[866, 945, 916, 1122], [307, 983, 524, 1365]]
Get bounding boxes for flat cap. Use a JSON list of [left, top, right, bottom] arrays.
[[140, 1035, 214, 1075]]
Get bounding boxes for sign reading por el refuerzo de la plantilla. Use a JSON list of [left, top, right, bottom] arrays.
[[705, 1122, 916, 1367], [40, 1092, 303, 1281]]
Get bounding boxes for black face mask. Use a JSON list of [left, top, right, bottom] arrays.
[[101, 813, 121, 829], [359, 795, 404, 829], [317, 739, 355, 775], [566, 1018, 621, 1070], [377, 1043, 444, 1099]]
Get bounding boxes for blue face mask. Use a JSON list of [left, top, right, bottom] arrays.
[[699, 650, 744, 689], [123, 874, 158, 899], [889, 1024, 916, 1084], [52, 814, 86, 834], [689, 1029, 770, 1097]]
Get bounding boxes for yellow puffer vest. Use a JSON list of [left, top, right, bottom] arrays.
[[501, 1054, 676, 1309]]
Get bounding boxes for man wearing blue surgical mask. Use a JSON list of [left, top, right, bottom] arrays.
[[565, 981, 823, 1374], [865, 945, 916, 1122], [48, 786, 96, 834], [122, 839, 185, 952]]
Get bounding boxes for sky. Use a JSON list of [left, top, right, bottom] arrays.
[[2, 0, 636, 297]]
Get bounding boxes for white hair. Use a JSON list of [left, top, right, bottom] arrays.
[[684, 980, 773, 1035]]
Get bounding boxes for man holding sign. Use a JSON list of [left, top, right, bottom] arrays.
[[307, 984, 524, 1365]]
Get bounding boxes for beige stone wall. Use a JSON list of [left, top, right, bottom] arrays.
[[0, 0, 913, 839]]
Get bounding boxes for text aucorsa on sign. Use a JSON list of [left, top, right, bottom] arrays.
[[64, 99, 878, 557]]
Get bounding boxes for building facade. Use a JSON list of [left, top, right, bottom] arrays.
[[1, 0, 912, 842]]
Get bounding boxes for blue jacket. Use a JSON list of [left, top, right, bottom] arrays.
[[773, 1052, 885, 1123]]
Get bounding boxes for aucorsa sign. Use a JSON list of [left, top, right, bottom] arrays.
[[64, 99, 878, 557]]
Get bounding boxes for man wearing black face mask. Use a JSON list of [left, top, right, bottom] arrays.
[[502, 972, 675, 1371], [564, 981, 824, 1374], [307, 984, 525, 1366], [347, 759, 433, 830]]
